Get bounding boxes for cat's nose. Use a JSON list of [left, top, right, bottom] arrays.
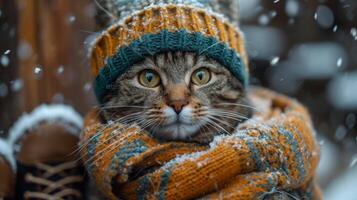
[[169, 100, 189, 114]]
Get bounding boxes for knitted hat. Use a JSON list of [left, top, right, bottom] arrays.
[[90, 0, 249, 103]]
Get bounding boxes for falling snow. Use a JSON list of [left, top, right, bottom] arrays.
[[242, 26, 286, 60], [10, 79, 23, 92], [318, 140, 325, 146], [351, 28, 357, 40], [270, 56, 280, 66], [0, 83, 8, 97], [57, 65, 64, 74], [34, 66, 41, 74], [285, 0, 299, 17], [350, 156, 357, 168], [333, 25, 338, 32], [315, 5, 334, 29], [84, 82, 92, 92], [337, 58, 343, 68], [17, 41, 33, 60], [258, 14, 270, 26], [1, 55, 9, 67], [67, 15, 76, 25], [237, 0, 262, 20], [33, 65, 43, 79], [334, 125, 347, 141], [328, 72, 357, 109]]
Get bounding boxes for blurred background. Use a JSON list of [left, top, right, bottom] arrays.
[[0, 0, 356, 199]]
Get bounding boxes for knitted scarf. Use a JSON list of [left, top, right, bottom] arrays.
[[80, 88, 321, 200]]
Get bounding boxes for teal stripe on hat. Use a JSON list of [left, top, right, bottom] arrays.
[[94, 29, 248, 103]]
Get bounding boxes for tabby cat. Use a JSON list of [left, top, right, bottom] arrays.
[[101, 52, 252, 143]]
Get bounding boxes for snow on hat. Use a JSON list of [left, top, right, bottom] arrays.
[[90, 0, 249, 103], [8, 104, 83, 146], [0, 138, 16, 171]]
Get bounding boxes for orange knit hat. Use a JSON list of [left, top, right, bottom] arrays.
[[90, 1, 249, 103]]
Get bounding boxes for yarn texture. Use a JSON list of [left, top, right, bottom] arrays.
[[80, 88, 322, 200], [94, 29, 247, 103], [90, 3, 248, 103]]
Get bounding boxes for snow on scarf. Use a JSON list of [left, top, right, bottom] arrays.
[[80, 88, 321, 200]]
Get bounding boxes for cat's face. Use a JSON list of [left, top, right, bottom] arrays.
[[102, 52, 251, 143]]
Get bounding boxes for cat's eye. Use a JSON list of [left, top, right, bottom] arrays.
[[138, 69, 161, 88], [191, 68, 211, 86]]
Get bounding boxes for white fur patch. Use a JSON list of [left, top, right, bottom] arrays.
[[153, 106, 202, 140]]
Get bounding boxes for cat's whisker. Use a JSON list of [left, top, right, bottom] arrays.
[[202, 118, 224, 136], [210, 114, 246, 123], [140, 123, 156, 134], [197, 120, 219, 143], [207, 115, 237, 131], [73, 112, 144, 156], [210, 109, 272, 131], [85, 125, 136, 165], [85, 120, 145, 166], [204, 118, 230, 135], [93, 123, 137, 149], [209, 109, 250, 120], [90, 116, 150, 149], [208, 110, 246, 120], [209, 116, 235, 134], [136, 119, 156, 131], [199, 41, 220, 55], [81, 117, 138, 148], [87, 137, 126, 165], [88, 118, 160, 166], [113, 116, 144, 126], [83, 130, 129, 165], [148, 118, 165, 133], [213, 102, 258, 111], [109, 111, 145, 124], [93, 0, 118, 20], [100, 105, 150, 110], [207, 113, 247, 123], [211, 114, 244, 122]]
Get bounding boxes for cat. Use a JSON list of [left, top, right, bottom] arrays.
[[101, 51, 252, 144], [99, 52, 306, 200]]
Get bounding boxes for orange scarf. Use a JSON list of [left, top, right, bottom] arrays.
[[80, 88, 321, 200]]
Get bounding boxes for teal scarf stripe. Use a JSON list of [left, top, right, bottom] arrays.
[[105, 140, 148, 184], [137, 176, 150, 200], [94, 29, 248, 103], [158, 169, 171, 200]]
